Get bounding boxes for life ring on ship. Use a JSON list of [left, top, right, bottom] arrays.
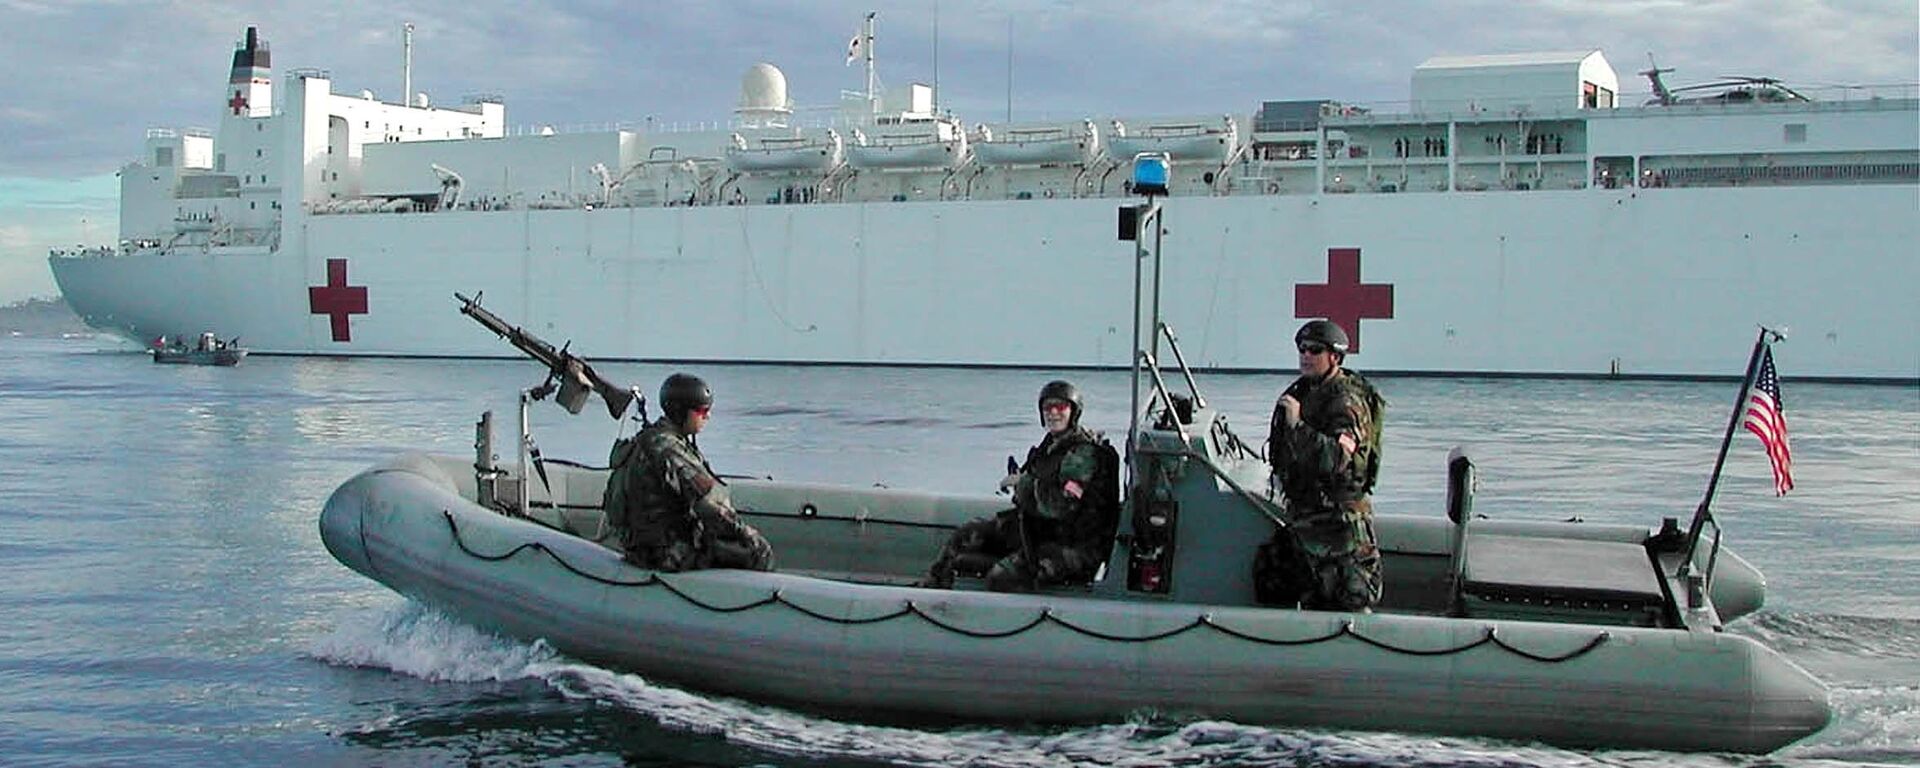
[[1266, 182, 1280, 194], [1043, 189, 1055, 199]]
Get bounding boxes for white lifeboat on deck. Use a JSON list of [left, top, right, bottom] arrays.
[[846, 118, 969, 170], [725, 130, 845, 173], [973, 120, 1101, 166], [1106, 115, 1238, 162]]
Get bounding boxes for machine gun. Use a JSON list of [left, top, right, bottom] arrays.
[[455, 291, 637, 420]]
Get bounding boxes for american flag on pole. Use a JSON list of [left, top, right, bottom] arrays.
[[1742, 347, 1794, 495]]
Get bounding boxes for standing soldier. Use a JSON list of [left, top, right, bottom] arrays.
[[1259, 320, 1386, 611], [923, 380, 1121, 592], [603, 373, 774, 572]]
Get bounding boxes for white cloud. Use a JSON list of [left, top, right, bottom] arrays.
[[0, 175, 117, 304], [0, 223, 61, 303]]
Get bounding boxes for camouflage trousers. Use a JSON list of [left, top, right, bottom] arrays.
[[1256, 502, 1383, 611], [625, 528, 774, 573], [924, 511, 1097, 592]]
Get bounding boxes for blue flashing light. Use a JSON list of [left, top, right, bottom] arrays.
[[1131, 153, 1170, 196]]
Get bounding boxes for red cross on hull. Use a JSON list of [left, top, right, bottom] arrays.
[[1295, 247, 1394, 353], [309, 259, 368, 342], [229, 91, 248, 116]]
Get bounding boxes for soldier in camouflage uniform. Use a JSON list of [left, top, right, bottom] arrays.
[[923, 380, 1120, 592], [1261, 320, 1385, 611], [606, 373, 773, 572]]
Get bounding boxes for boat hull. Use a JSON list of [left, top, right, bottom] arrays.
[[151, 348, 247, 365], [50, 186, 1920, 381], [319, 454, 1831, 752]]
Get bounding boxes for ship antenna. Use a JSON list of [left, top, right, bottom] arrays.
[[403, 22, 415, 108], [931, 2, 939, 114]]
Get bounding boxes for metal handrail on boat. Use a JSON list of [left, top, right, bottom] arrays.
[[1135, 441, 1285, 529]]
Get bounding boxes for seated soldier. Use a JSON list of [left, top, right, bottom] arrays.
[[604, 373, 773, 572], [923, 380, 1120, 591]]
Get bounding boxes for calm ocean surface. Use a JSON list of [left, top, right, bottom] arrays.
[[1, 336, 1914, 767]]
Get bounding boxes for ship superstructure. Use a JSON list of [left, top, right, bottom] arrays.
[[50, 26, 1920, 381]]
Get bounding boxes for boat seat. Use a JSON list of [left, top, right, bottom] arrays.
[[1458, 534, 1668, 627]]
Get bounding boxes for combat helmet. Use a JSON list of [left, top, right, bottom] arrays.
[[659, 372, 713, 425], [1037, 379, 1083, 428], [1294, 319, 1350, 358]]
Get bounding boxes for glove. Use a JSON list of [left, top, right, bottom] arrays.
[[998, 472, 1023, 494]]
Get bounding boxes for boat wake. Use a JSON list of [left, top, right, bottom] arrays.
[[305, 601, 1914, 767], [1731, 611, 1920, 764], [1737, 610, 1920, 660]]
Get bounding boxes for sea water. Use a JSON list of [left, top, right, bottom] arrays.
[[1, 337, 1914, 767]]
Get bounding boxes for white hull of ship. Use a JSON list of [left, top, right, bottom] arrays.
[[50, 185, 1920, 380]]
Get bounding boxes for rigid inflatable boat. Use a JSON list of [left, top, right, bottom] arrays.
[[320, 401, 1828, 753]]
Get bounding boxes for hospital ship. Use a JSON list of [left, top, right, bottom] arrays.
[[48, 24, 1920, 381]]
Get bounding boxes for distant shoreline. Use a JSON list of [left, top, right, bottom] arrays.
[[0, 297, 91, 338]]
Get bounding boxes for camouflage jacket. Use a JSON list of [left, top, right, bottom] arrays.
[[1268, 369, 1383, 518], [1013, 427, 1119, 551], [615, 417, 753, 552]]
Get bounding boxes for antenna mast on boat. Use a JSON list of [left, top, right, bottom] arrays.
[[1123, 154, 1173, 487], [402, 22, 415, 108]]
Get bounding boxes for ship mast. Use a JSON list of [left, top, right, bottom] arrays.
[[862, 12, 878, 112], [403, 22, 415, 108]]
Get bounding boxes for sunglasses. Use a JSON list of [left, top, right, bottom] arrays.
[[1297, 343, 1331, 355]]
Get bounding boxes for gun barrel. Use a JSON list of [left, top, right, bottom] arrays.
[[454, 291, 634, 420], [457, 293, 565, 365], [455, 293, 516, 337]]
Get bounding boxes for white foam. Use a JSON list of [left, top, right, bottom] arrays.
[[307, 600, 559, 683]]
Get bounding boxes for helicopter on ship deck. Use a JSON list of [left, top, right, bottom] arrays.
[[1640, 55, 1812, 106]]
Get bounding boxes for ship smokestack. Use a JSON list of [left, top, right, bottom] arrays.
[[226, 26, 272, 118], [229, 26, 271, 77]]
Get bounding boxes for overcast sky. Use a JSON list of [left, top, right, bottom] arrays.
[[3, 0, 1915, 304]]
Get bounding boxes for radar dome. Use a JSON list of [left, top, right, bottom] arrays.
[[736, 63, 793, 126], [740, 63, 789, 111]]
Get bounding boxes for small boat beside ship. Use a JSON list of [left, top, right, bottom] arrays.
[[150, 332, 247, 366]]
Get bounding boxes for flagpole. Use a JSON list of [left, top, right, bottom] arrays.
[[864, 12, 877, 110], [1680, 325, 1784, 572]]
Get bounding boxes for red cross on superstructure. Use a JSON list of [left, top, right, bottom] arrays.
[[308, 259, 368, 342], [1295, 247, 1394, 353], [229, 91, 248, 116]]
